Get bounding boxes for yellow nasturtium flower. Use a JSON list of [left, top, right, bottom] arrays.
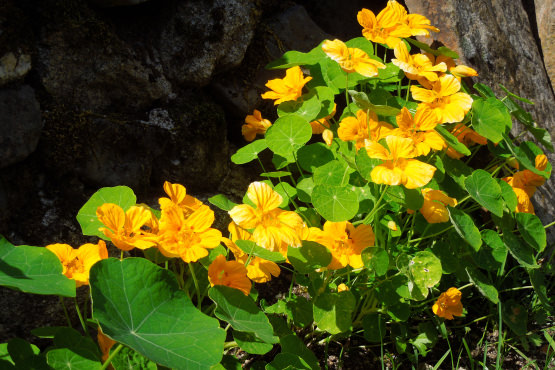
[[338, 109, 393, 150], [392, 42, 447, 84], [417, 188, 458, 223], [411, 74, 473, 124], [97, 204, 157, 251], [223, 222, 280, 283], [242, 109, 272, 142], [433, 287, 463, 320], [159, 181, 202, 217], [310, 103, 336, 134], [208, 255, 251, 296], [322, 129, 334, 146], [502, 154, 549, 214], [229, 182, 303, 253], [357, 2, 411, 48], [311, 221, 375, 270], [322, 39, 385, 77], [46, 240, 108, 288], [365, 136, 436, 189], [261, 66, 312, 105], [156, 205, 222, 263], [445, 124, 487, 159], [426, 53, 478, 82], [390, 107, 445, 156]]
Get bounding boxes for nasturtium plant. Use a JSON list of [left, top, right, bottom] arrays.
[[1, 1, 553, 368]]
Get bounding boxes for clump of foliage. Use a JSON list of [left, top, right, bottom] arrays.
[[1, 1, 553, 369]]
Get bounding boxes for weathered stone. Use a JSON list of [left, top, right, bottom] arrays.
[[0, 86, 42, 168], [0, 52, 32, 86], [37, 1, 172, 113], [405, 0, 555, 242], [155, 0, 258, 86], [88, 0, 151, 7], [535, 0, 555, 91]]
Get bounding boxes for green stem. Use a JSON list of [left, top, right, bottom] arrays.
[[59, 296, 72, 328], [100, 343, 124, 370], [543, 220, 555, 230], [188, 263, 202, 309], [360, 185, 389, 225], [408, 226, 453, 243], [74, 298, 88, 334], [405, 79, 412, 102], [345, 74, 352, 114], [256, 157, 273, 185]]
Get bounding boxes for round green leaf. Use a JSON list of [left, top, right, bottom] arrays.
[[448, 207, 482, 251], [502, 300, 527, 336], [408, 251, 442, 289], [312, 86, 336, 120], [90, 258, 225, 369], [265, 115, 312, 157], [287, 241, 332, 273], [515, 213, 546, 252], [76, 186, 136, 239], [464, 170, 504, 217], [471, 97, 512, 143], [362, 313, 386, 343], [502, 230, 539, 269], [466, 267, 499, 304], [497, 179, 518, 212], [297, 143, 334, 173], [47, 328, 102, 370], [311, 184, 359, 222], [232, 331, 273, 355], [296, 177, 314, 203], [230, 139, 267, 165], [208, 194, 238, 212], [313, 291, 356, 334], [313, 161, 351, 186], [278, 92, 321, 121], [0, 237, 75, 297], [361, 247, 389, 276], [435, 125, 471, 156], [208, 286, 278, 344], [476, 230, 507, 271]]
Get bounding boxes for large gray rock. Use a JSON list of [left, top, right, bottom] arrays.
[[405, 0, 555, 243], [535, 0, 555, 92], [212, 4, 331, 116], [0, 52, 32, 86], [37, 0, 259, 112], [0, 86, 42, 168]]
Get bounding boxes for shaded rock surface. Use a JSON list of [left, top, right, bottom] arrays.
[[0, 86, 42, 168], [535, 0, 555, 92]]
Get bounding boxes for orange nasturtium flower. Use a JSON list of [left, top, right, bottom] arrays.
[[46, 241, 108, 287], [310, 103, 336, 134], [322, 39, 386, 77], [416, 188, 458, 223], [411, 74, 473, 124], [365, 135, 436, 189], [223, 222, 280, 283], [390, 106, 445, 156], [426, 53, 478, 82], [159, 181, 202, 217], [97, 327, 116, 362], [502, 154, 549, 214], [242, 109, 272, 142], [96, 204, 157, 251], [156, 205, 222, 263], [391, 42, 447, 84], [261, 66, 312, 105], [357, 2, 411, 48], [229, 182, 303, 253], [311, 221, 375, 270], [433, 287, 463, 320], [445, 124, 487, 159], [208, 255, 251, 296], [338, 109, 393, 150]]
